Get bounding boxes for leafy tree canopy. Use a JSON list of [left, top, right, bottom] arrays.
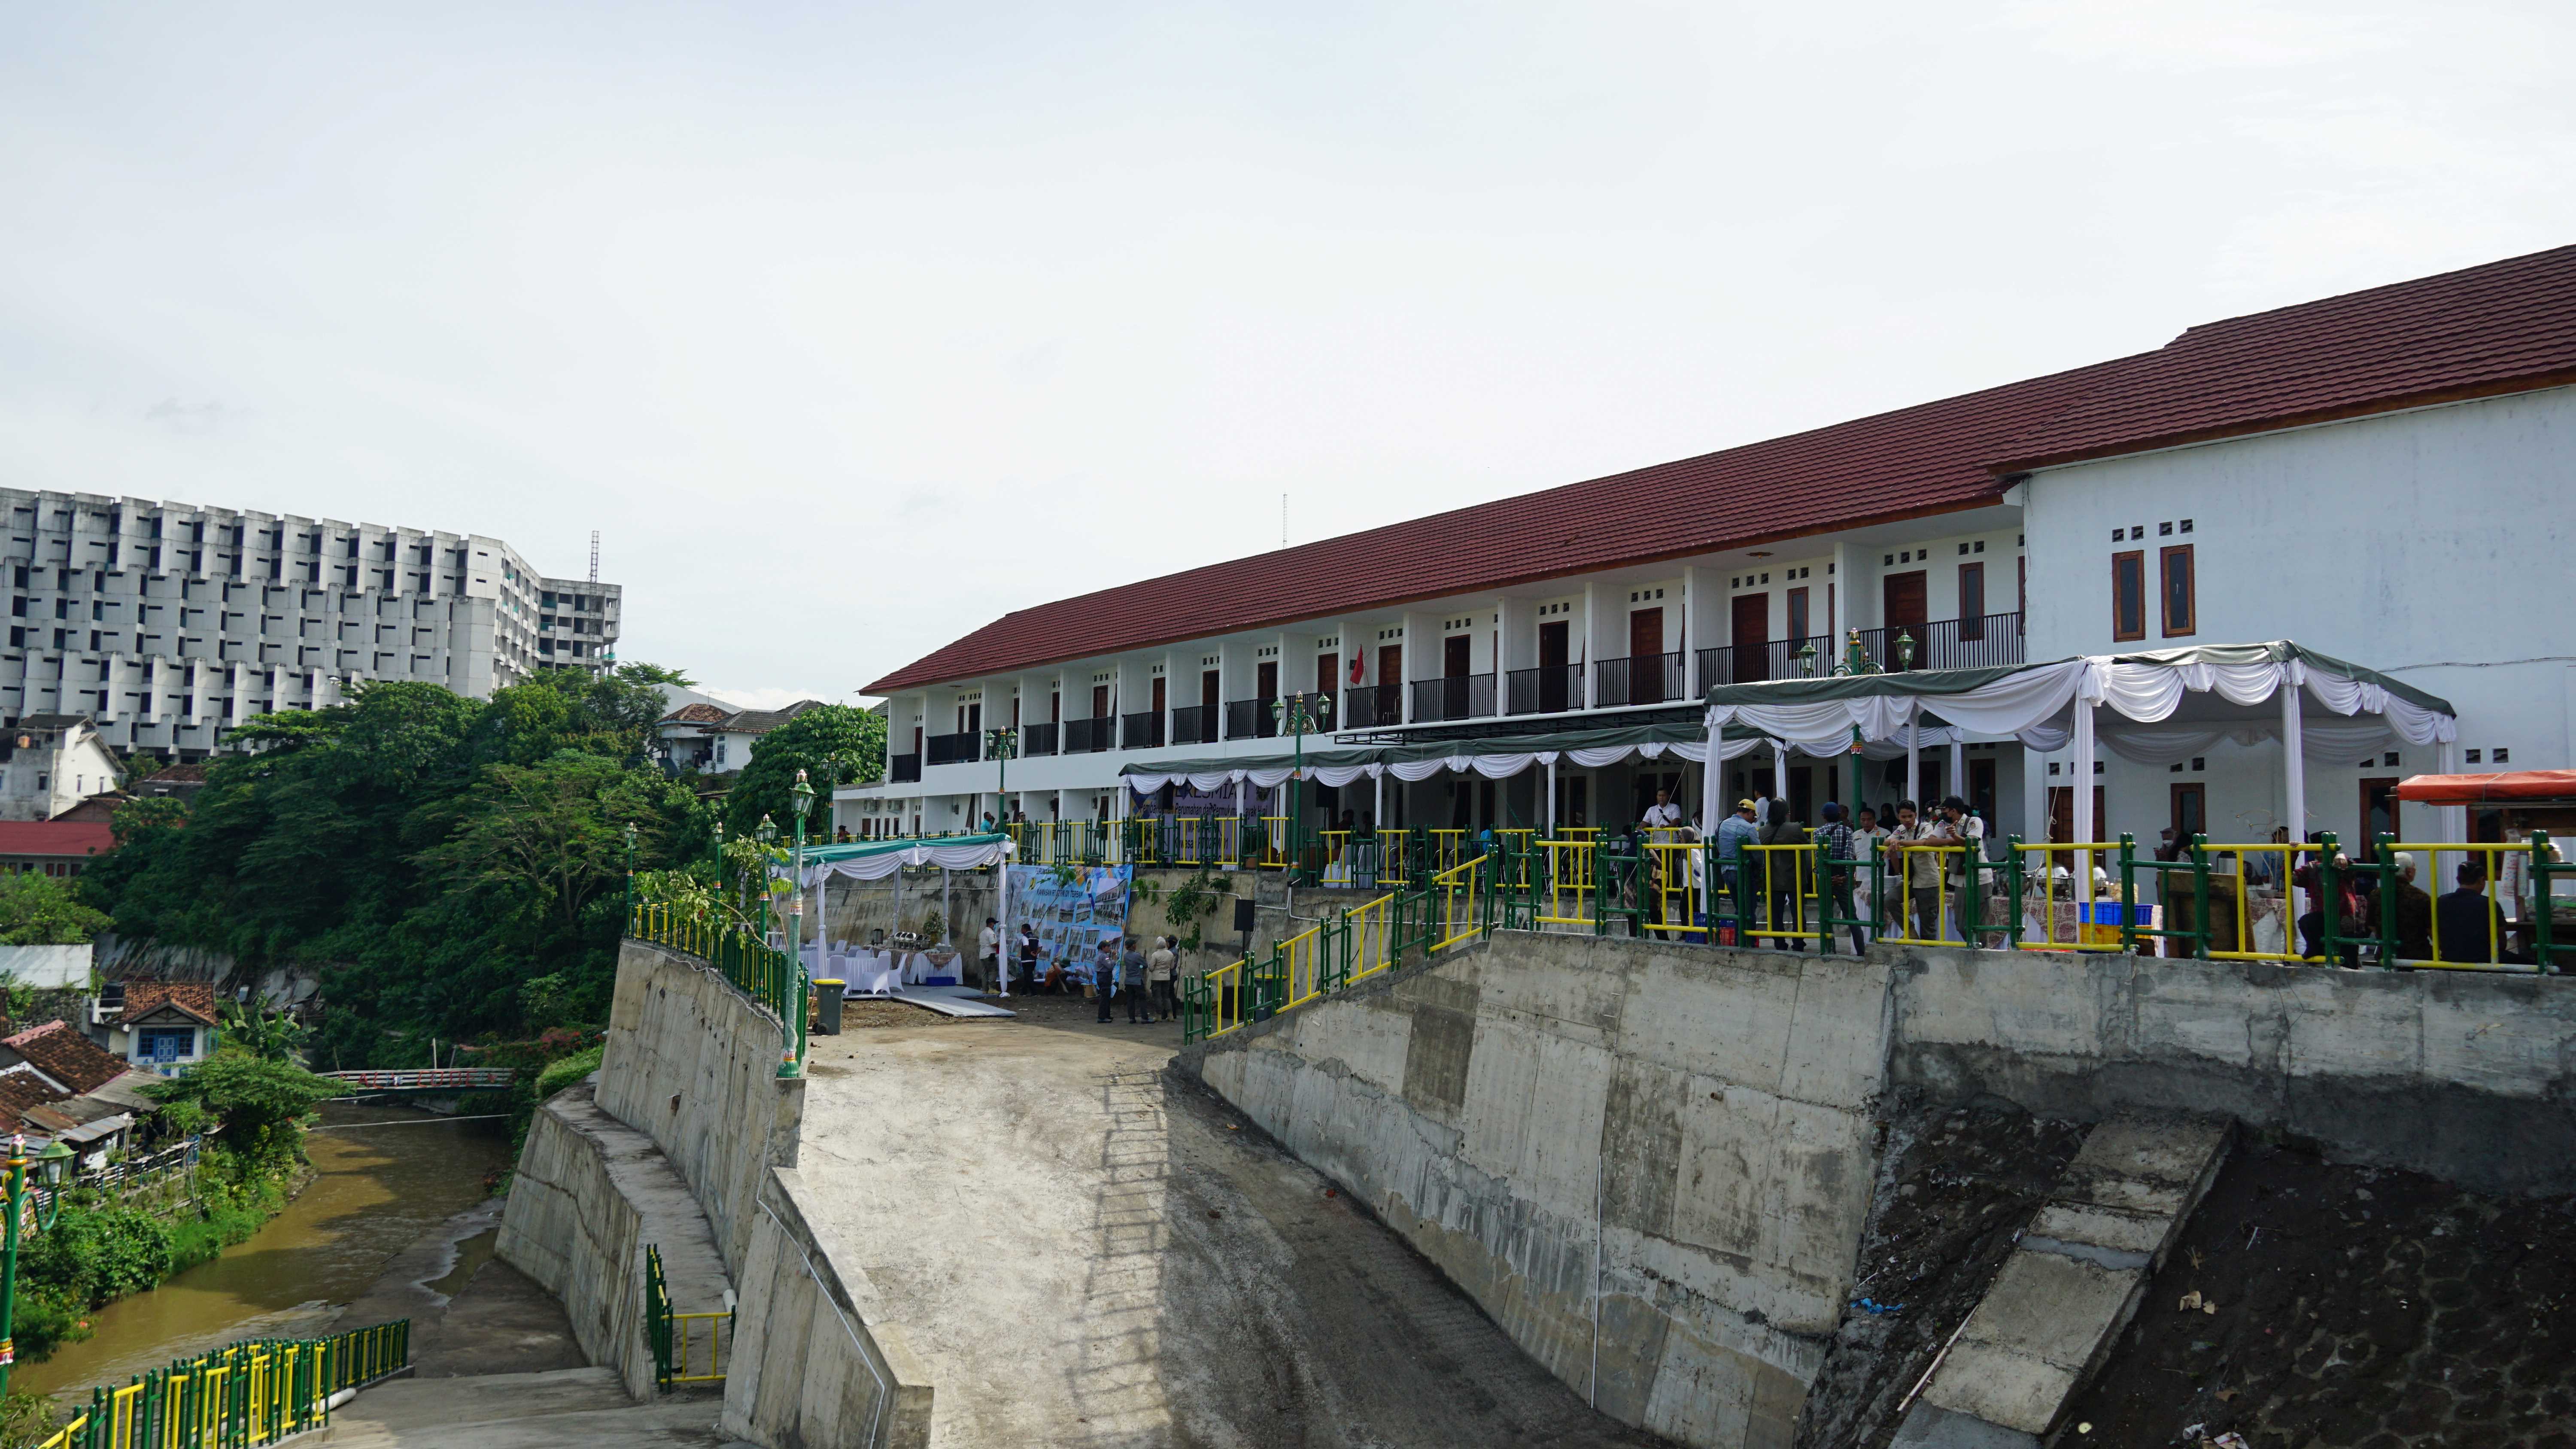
[[79, 667, 715, 1067], [722, 704, 885, 840], [0, 870, 113, 945]]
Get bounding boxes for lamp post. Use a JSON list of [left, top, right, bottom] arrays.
[[790, 770, 816, 957], [1896, 629, 1917, 672], [1270, 692, 1330, 880], [0, 1135, 72, 1394], [983, 726, 1017, 840]]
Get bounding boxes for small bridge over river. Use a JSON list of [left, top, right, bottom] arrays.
[[320, 1067, 519, 1096]]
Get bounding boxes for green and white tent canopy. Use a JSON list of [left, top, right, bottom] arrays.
[[1693, 641, 2458, 837], [790, 831, 1013, 888], [1696, 642, 2454, 752], [1117, 721, 1765, 795]]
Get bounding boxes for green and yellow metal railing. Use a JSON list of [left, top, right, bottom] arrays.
[[628, 903, 809, 1078], [1170, 825, 2576, 1048], [644, 1245, 729, 1391], [29, 1319, 408, 1449]]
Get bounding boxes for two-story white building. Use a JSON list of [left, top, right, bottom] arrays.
[[846, 243, 2575, 856]]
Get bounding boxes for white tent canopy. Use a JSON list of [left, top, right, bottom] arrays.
[[1696, 642, 2461, 847]]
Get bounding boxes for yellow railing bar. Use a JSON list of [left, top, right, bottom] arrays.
[[1203, 959, 1245, 1038], [670, 1310, 731, 1383], [1645, 836, 1714, 937], [2193, 841, 2324, 962], [1538, 838, 1593, 926], [2014, 842, 2126, 952], [1280, 923, 1325, 1009], [1347, 894, 1397, 984], [2379, 840, 2530, 970], [1431, 854, 1488, 952]]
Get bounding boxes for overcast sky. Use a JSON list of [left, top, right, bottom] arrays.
[[4, 3, 2570, 709]]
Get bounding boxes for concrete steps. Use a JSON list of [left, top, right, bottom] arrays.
[[323, 1367, 737, 1449]]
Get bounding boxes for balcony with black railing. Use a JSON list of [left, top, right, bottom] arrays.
[[1408, 673, 1496, 724], [1340, 685, 1400, 728], [1121, 710, 1166, 750], [1505, 664, 1583, 716], [1063, 716, 1115, 753], [1696, 635, 1833, 688], [1170, 704, 1218, 746], [1851, 612, 2024, 672], [889, 752, 921, 783], [1593, 652, 1685, 709], [1223, 697, 1280, 740], [1021, 722, 1058, 757], [925, 731, 981, 766]]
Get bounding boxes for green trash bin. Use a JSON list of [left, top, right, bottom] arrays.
[[813, 980, 845, 1034]]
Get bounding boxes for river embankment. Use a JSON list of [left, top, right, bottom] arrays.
[[16, 1103, 514, 1400]]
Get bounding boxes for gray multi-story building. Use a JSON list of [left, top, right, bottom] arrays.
[[0, 488, 621, 760]]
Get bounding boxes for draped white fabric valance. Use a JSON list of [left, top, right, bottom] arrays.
[[795, 837, 1013, 888], [1704, 652, 2455, 750]]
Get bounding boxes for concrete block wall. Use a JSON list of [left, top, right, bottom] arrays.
[[1185, 933, 2576, 1449], [1188, 934, 1896, 1449], [497, 1089, 651, 1397], [1889, 947, 2576, 1196], [593, 939, 808, 1273], [723, 1167, 934, 1449]]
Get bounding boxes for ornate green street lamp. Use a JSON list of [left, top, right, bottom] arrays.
[[1271, 693, 1331, 880], [784, 773, 816, 1081], [1896, 629, 1917, 671], [755, 813, 779, 943], [1795, 640, 1818, 678], [620, 821, 639, 925], [0, 1135, 73, 1393]]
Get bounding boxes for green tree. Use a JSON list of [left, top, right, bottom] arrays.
[[143, 1055, 345, 1175], [723, 704, 885, 840], [218, 999, 309, 1064], [0, 870, 113, 944], [109, 794, 189, 845]]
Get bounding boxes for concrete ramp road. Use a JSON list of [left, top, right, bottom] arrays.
[[799, 1009, 1667, 1449], [323, 1367, 738, 1448]]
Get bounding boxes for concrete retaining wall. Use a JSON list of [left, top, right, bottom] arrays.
[[723, 1167, 934, 1449], [594, 939, 807, 1274], [1186, 933, 1893, 1449], [1890, 946, 2576, 1196], [1182, 932, 2576, 1448], [496, 1088, 653, 1398]]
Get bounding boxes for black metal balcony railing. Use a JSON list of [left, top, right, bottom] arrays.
[[1121, 710, 1165, 750], [1407, 674, 1496, 723], [1223, 697, 1279, 740], [889, 753, 921, 783], [1063, 716, 1115, 753], [925, 731, 981, 766], [1504, 664, 1583, 716], [1170, 704, 1218, 746], [1852, 612, 2025, 672], [1593, 652, 1684, 708], [1340, 685, 1400, 728], [1021, 722, 1058, 757], [1697, 635, 1833, 688]]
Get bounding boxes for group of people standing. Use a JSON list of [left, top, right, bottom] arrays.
[[1710, 794, 1988, 949], [977, 919, 1186, 1019]]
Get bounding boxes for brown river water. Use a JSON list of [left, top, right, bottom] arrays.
[[15, 1103, 513, 1399]]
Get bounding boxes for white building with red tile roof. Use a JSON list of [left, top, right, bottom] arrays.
[[847, 243, 2576, 853]]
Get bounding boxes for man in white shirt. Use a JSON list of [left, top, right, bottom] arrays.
[[977, 917, 1000, 992], [1642, 788, 1687, 832]]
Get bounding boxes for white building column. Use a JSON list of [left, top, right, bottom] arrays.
[[1547, 755, 1561, 834], [1949, 735, 1966, 809], [2280, 676, 2306, 842], [1905, 722, 1920, 809]]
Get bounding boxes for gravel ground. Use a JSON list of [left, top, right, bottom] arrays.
[[2062, 1141, 2576, 1449], [1795, 1094, 2090, 1449]]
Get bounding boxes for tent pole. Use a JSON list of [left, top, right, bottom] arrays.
[[1906, 724, 1920, 809], [1771, 741, 1788, 811], [2280, 676, 2306, 845], [1547, 756, 1560, 835], [2072, 700, 2097, 909], [1948, 735, 1965, 809]]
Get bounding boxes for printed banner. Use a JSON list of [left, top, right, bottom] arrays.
[[1008, 864, 1133, 970]]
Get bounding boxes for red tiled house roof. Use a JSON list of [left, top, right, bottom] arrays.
[[0, 1070, 67, 1131], [1993, 243, 2576, 471], [863, 358, 2142, 693], [0, 821, 116, 858], [659, 703, 731, 724], [118, 982, 220, 1026], [3, 1020, 131, 1095]]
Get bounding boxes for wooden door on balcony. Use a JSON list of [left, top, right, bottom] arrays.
[[1201, 670, 1219, 713], [1151, 677, 1166, 714], [1257, 660, 1278, 699], [1539, 621, 1568, 667], [1883, 571, 1927, 627], [1378, 645, 1401, 688], [1730, 594, 1769, 682], [1091, 685, 1110, 718], [1627, 609, 1664, 704], [1316, 653, 1338, 698], [1444, 635, 1470, 678]]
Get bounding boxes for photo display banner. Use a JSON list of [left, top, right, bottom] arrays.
[[1008, 864, 1133, 967]]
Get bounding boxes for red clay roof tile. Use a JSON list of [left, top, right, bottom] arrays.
[[1, 1021, 129, 1096], [863, 358, 2139, 693]]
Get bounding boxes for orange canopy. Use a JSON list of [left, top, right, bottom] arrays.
[[2393, 770, 2576, 805]]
